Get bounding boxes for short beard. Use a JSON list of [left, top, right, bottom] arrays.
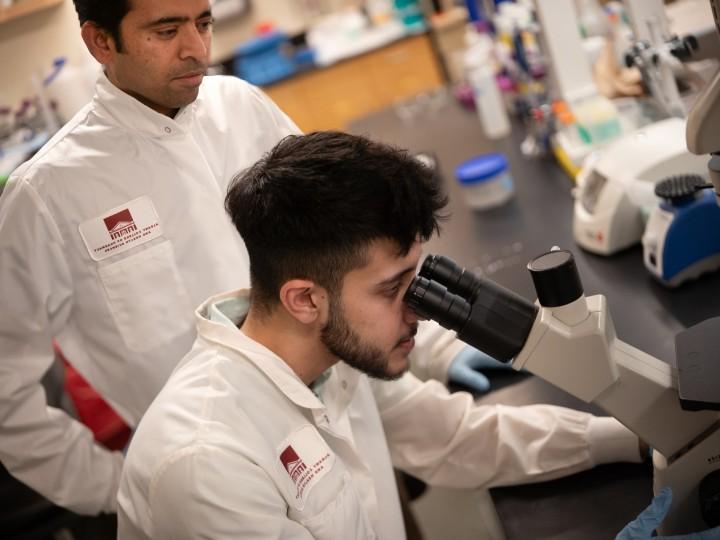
[[320, 293, 402, 381]]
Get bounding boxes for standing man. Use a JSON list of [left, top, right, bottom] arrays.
[[0, 0, 298, 515], [117, 132, 664, 539]]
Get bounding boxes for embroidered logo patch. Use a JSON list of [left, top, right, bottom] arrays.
[[78, 196, 162, 261], [278, 425, 335, 508]]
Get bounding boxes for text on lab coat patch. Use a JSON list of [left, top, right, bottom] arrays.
[[278, 425, 336, 510], [78, 196, 163, 261]]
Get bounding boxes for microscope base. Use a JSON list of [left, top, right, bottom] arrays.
[[654, 423, 720, 534]]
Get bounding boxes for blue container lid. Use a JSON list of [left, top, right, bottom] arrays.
[[455, 153, 509, 184], [235, 31, 288, 56]]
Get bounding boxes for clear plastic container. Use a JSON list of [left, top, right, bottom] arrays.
[[463, 28, 511, 139], [455, 153, 514, 210]]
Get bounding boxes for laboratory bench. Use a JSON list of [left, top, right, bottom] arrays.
[[349, 91, 720, 539]]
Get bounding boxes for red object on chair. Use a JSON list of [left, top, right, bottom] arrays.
[[54, 343, 132, 451]]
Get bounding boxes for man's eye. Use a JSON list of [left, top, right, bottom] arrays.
[[156, 28, 178, 38], [384, 285, 401, 298], [198, 20, 214, 32]]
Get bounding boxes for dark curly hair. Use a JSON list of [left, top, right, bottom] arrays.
[[72, 0, 130, 52], [226, 131, 448, 314]]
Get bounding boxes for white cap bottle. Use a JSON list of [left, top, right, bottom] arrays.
[[463, 25, 511, 139]]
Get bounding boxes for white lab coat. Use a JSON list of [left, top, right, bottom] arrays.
[[118, 289, 642, 540], [0, 73, 299, 514]]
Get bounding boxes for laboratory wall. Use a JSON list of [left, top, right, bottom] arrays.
[[0, 0, 346, 107]]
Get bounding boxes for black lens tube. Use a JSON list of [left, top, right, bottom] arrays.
[[405, 261, 539, 362], [419, 254, 481, 301], [404, 276, 471, 329]]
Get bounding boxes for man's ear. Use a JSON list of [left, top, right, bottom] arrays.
[[80, 21, 117, 65], [279, 280, 327, 325]]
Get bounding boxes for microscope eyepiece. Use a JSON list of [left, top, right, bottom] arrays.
[[404, 276, 471, 331], [405, 255, 540, 362], [419, 254, 482, 302]]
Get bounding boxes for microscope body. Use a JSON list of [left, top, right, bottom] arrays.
[[513, 289, 720, 534], [405, 251, 720, 534]]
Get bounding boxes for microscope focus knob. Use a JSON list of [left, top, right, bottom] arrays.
[[527, 249, 584, 307]]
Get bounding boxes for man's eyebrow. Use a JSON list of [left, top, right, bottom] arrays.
[[143, 10, 212, 28], [376, 265, 416, 288]]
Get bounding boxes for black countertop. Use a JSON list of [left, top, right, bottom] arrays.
[[349, 91, 720, 539]]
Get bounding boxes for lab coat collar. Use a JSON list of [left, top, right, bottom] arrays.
[[92, 71, 200, 138], [196, 289, 332, 411]]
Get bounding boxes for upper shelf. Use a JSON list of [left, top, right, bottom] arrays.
[[0, 0, 63, 25]]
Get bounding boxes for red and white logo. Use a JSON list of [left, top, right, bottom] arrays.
[[277, 426, 335, 508], [78, 197, 163, 261], [103, 208, 138, 240], [280, 445, 308, 483]]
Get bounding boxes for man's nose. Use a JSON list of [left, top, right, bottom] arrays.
[[180, 26, 209, 60], [402, 302, 422, 324]]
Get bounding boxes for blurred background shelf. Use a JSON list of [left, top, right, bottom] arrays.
[[0, 0, 63, 24], [263, 33, 444, 132]]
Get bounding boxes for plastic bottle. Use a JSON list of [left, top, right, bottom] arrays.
[[463, 26, 511, 139]]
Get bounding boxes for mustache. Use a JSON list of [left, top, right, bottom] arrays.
[[171, 62, 208, 78], [400, 324, 418, 342]]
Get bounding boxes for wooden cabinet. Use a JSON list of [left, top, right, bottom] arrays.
[[0, 0, 63, 24], [263, 33, 444, 132]]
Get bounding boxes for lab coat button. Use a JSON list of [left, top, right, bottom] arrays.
[[164, 127, 172, 134], [341, 380, 348, 390]]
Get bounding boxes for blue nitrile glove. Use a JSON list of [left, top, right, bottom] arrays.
[[615, 487, 720, 540], [447, 345, 514, 394]]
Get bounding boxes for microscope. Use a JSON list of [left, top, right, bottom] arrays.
[[403, 1, 720, 534]]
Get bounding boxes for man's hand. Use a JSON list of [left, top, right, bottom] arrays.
[[615, 487, 720, 540], [447, 346, 514, 394]]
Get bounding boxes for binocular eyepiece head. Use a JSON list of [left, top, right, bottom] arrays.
[[403, 250, 584, 362], [403, 254, 540, 362], [404, 274, 472, 330]]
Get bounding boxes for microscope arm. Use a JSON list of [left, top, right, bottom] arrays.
[[511, 293, 718, 460], [405, 250, 720, 533]]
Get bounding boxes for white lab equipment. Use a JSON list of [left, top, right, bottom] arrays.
[[405, 250, 720, 535], [572, 117, 708, 255], [570, 0, 720, 256], [642, 175, 720, 287], [538, 0, 710, 181]]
